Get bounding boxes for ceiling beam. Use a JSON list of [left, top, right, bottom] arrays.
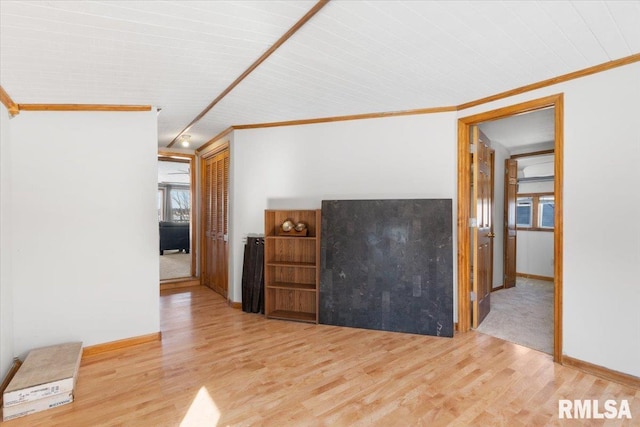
[[167, 0, 331, 148], [234, 106, 458, 130], [0, 86, 19, 116]]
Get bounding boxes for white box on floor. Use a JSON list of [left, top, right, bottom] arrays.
[[2, 391, 73, 421], [3, 342, 82, 408]]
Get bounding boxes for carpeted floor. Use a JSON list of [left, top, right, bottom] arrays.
[[475, 278, 554, 354], [159, 250, 191, 280]]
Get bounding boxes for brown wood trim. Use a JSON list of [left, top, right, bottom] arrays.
[[562, 355, 640, 389], [458, 93, 564, 363], [228, 300, 242, 310], [510, 149, 554, 159], [168, 0, 330, 148], [456, 119, 471, 334], [459, 94, 563, 124], [554, 94, 564, 363], [200, 141, 229, 161], [0, 358, 23, 406], [17, 104, 151, 112], [517, 192, 554, 197], [516, 273, 554, 282], [233, 106, 458, 130], [82, 332, 162, 357], [158, 156, 190, 164], [0, 85, 19, 116], [454, 322, 459, 332], [194, 106, 456, 151], [160, 279, 201, 291], [191, 56, 636, 150], [458, 54, 640, 111], [491, 285, 504, 292], [157, 150, 195, 160], [196, 127, 234, 154]]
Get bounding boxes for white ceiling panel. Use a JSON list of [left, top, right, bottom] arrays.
[[1, 1, 638, 149], [0, 0, 317, 145], [479, 107, 555, 150], [606, 1, 640, 52], [571, 1, 635, 59]]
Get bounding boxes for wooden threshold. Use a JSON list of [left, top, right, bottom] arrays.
[[516, 273, 554, 282], [160, 279, 200, 291], [82, 332, 161, 358], [562, 355, 640, 389]]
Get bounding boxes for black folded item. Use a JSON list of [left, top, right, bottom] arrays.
[[241, 237, 264, 313]]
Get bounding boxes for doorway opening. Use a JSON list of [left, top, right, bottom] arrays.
[[457, 94, 563, 362], [158, 152, 196, 283], [475, 114, 555, 355]]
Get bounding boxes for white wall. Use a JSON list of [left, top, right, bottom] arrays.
[[230, 113, 457, 306], [518, 181, 554, 194], [0, 103, 15, 380], [8, 110, 160, 357], [516, 231, 554, 278], [460, 62, 640, 377]]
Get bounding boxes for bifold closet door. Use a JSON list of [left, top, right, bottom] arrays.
[[202, 148, 229, 298]]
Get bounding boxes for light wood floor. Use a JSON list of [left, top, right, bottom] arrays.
[[5, 286, 639, 426]]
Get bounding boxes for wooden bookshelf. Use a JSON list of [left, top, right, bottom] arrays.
[[264, 209, 321, 323]]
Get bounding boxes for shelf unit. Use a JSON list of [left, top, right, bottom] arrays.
[[264, 209, 321, 323]]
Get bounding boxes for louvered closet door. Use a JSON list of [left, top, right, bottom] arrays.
[[202, 149, 229, 298]]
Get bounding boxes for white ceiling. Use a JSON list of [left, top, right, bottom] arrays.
[[479, 107, 556, 151], [2, 1, 639, 149], [158, 160, 190, 184]]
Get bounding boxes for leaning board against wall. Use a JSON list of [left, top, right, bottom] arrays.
[[319, 199, 453, 337]]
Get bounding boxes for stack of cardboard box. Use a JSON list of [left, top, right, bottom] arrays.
[[2, 342, 82, 421]]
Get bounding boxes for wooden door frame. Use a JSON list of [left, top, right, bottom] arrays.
[[199, 143, 230, 296], [158, 150, 197, 281], [457, 93, 564, 363]]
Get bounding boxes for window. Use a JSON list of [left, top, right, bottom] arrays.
[[516, 197, 533, 227], [170, 188, 190, 222], [158, 189, 165, 221], [539, 196, 555, 228], [158, 185, 190, 222], [516, 193, 554, 231]]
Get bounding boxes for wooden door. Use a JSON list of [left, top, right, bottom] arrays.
[[504, 158, 518, 289], [201, 148, 229, 297], [472, 126, 494, 328]]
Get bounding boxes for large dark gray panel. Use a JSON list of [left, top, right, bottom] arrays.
[[320, 199, 453, 337]]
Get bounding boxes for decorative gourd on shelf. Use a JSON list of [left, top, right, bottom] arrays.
[[277, 219, 308, 236], [281, 219, 295, 232]]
